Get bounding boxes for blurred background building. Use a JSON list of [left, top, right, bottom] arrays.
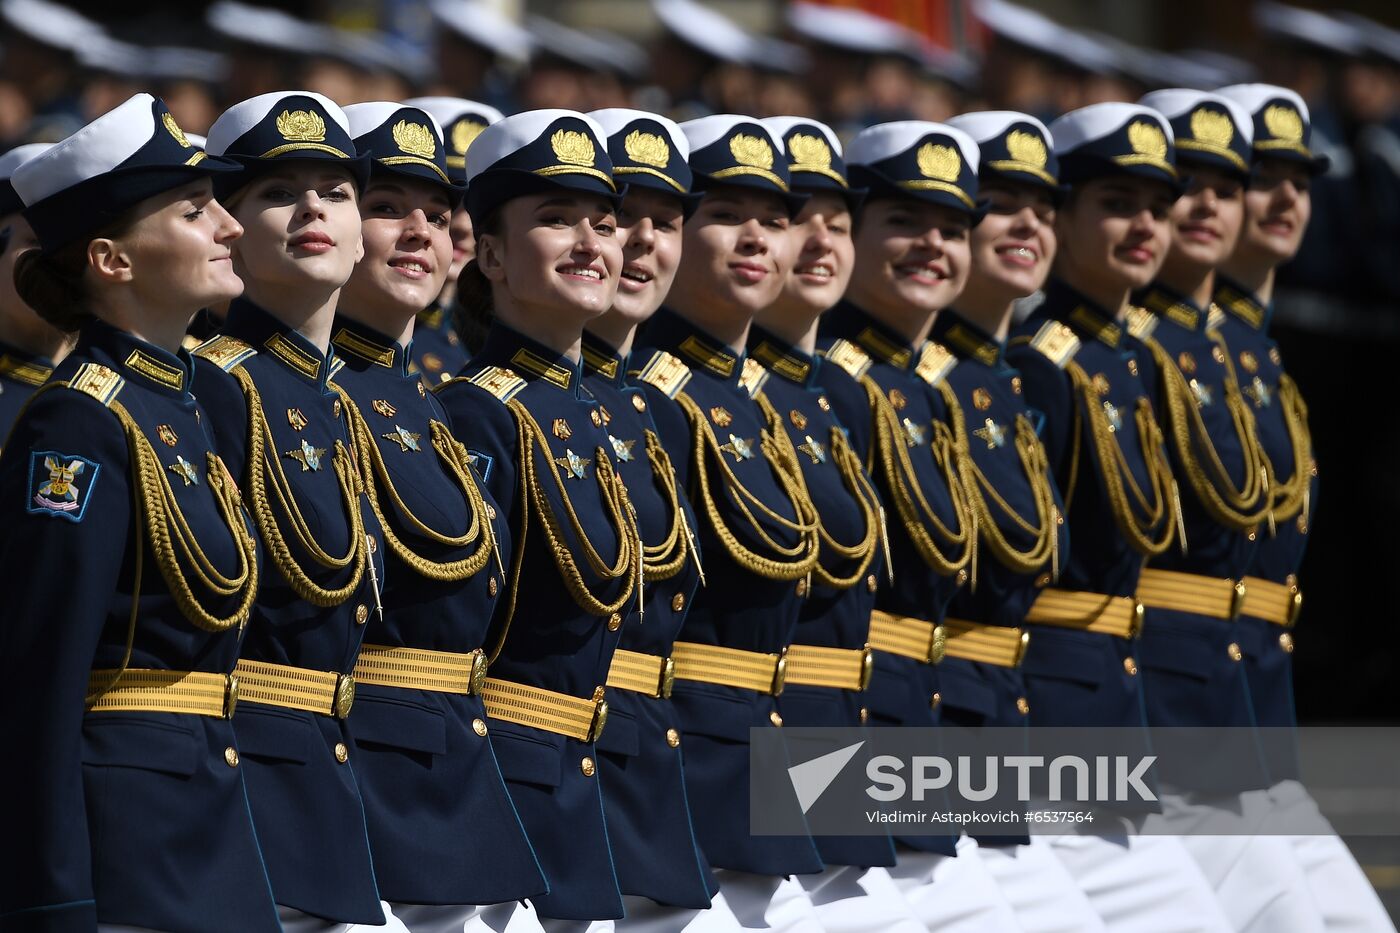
[[1, 0, 1397, 722]]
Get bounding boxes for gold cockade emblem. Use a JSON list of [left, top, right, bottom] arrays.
[[1190, 108, 1234, 148], [452, 119, 487, 155], [277, 109, 327, 142], [729, 133, 774, 169], [392, 120, 436, 158], [1128, 121, 1168, 159], [1005, 129, 1047, 167], [552, 129, 596, 166], [1263, 104, 1304, 143], [917, 142, 961, 181], [625, 129, 670, 167], [787, 133, 832, 169], [163, 112, 190, 148]]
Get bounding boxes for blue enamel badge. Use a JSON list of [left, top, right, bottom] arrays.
[[27, 450, 101, 522]]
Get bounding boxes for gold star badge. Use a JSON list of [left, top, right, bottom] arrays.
[[1244, 375, 1273, 408], [553, 418, 573, 440], [167, 454, 199, 486], [718, 433, 755, 461], [285, 439, 326, 471], [157, 424, 178, 447], [902, 417, 926, 447], [609, 434, 636, 462], [287, 408, 309, 431], [972, 388, 992, 410], [383, 425, 422, 452], [797, 435, 826, 464], [789, 409, 808, 430], [889, 388, 907, 410], [372, 399, 397, 418], [710, 406, 732, 427], [973, 418, 1007, 449], [555, 448, 592, 479]]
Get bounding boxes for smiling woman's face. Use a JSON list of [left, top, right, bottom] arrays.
[[1053, 176, 1174, 300], [1160, 163, 1244, 281], [847, 197, 971, 339], [340, 175, 454, 330], [610, 186, 685, 326], [964, 180, 1056, 306], [229, 163, 365, 293]]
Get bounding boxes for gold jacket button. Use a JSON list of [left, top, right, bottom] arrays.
[[1227, 642, 1243, 662], [607, 612, 622, 632], [666, 728, 681, 748], [1016, 697, 1030, 715], [581, 756, 596, 777], [672, 593, 685, 612], [1123, 657, 1138, 676], [795, 579, 808, 598], [769, 711, 783, 727], [1279, 633, 1295, 654], [334, 742, 349, 763], [866, 574, 877, 593], [859, 707, 869, 724], [224, 746, 239, 768], [472, 718, 488, 736], [333, 399, 342, 418], [956, 568, 969, 587], [355, 604, 369, 625], [488, 578, 498, 598], [632, 395, 647, 412], [930, 692, 942, 711]]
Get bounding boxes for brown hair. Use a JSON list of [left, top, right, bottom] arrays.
[[13, 216, 138, 333], [450, 208, 504, 357]]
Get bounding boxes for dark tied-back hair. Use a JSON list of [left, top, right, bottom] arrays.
[[13, 214, 138, 333], [450, 208, 503, 357]]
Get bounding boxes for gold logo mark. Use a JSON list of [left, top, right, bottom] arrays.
[[917, 142, 961, 181], [624, 129, 670, 167], [551, 129, 596, 166], [392, 120, 436, 158], [1263, 104, 1303, 143], [1127, 121, 1167, 160], [277, 109, 327, 142], [163, 112, 190, 148], [1005, 130, 1046, 167], [787, 132, 832, 169], [1190, 108, 1234, 148], [729, 133, 774, 170], [452, 119, 487, 154]]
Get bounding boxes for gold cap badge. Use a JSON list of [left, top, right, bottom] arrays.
[[163, 112, 190, 148], [787, 133, 831, 169], [625, 129, 670, 167], [1263, 104, 1303, 143], [1128, 121, 1167, 159], [729, 133, 774, 169], [1190, 108, 1234, 148], [552, 129, 596, 166], [1005, 130, 1047, 167], [392, 120, 436, 159], [452, 118, 487, 155], [917, 142, 961, 181], [277, 109, 327, 142]]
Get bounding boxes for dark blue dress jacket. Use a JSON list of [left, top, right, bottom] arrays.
[[0, 340, 54, 450], [410, 302, 470, 388]]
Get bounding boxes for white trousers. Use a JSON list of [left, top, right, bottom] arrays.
[[796, 865, 924, 933], [887, 837, 1026, 932], [710, 870, 825, 932], [977, 838, 1107, 933], [287, 901, 413, 933], [577, 891, 745, 932]]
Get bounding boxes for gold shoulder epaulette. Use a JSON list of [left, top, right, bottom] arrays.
[[915, 342, 957, 387], [634, 350, 691, 399], [193, 335, 257, 372], [739, 357, 769, 397], [1026, 321, 1082, 369], [821, 339, 871, 379], [1125, 306, 1157, 340], [467, 365, 527, 402], [66, 363, 124, 406]]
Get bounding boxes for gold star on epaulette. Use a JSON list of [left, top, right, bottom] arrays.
[[285, 439, 326, 471], [556, 448, 592, 479], [973, 418, 1007, 449], [609, 435, 636, 462], [718, 433, 755, 461], [168, 454, 200, 486], [902, 417, 926, 447], [1243, 376, 1272, 408], [383, 425, 422, 452], [797, 435, 826, 464]]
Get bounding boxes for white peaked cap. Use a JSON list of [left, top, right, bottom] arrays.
[[947, 111, 1053, 147], [590, 108, 691, 158], [404, 97, 506, 129], [344, 102, 446, 140], [761, 116, 842, 155], [846, 120, 979, 173], [1139, 89, 1254, 145], [465, 109, 609, 183], [205, 90, 351, 157], [0, 144, 55, 182], [428, 0, 532, 62], [680, 114, 785, 154], [1050, 102, 1175, 154], [11, 94, 162, 205], [652, 0, 759, 65], [1215, 83, 1312, 123]]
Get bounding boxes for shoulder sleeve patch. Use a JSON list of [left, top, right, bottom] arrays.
[[915, 342, 957, 387], [1125, 306, 1158, 340], [821, 339, 872, 380], [738, 358, 769, 397], [66, 363, 124, 406], [1027, 321, 1082, 369], [27, 450, 101, 522], [467, 365, 527, 402], [633, 350, 692, 399], [193, 335, 257, 372]]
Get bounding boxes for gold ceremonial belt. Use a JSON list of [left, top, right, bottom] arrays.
[[353, 644, 488, 695], [480, 678, 609, 742], [1025, 588, 1145, 639], [868, 610, 946, 664], [784, 644, 875, 692], [941, 618, 1030, 668], [87, 669, 239, 719], [1241, 576, 1303, 628], [606, 649, 676, 699], [1137, 568, 1246, 621], [671, 641, 787, 696], [234, 659, 356, 719]]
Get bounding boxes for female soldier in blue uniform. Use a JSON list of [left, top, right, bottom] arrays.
[[578, 108, 725, 926], [814, 121, 1018, 930], [630, 114, 828, 929], [0, 144, 69, 442], [435, 109, 642, 925], [193, 91, 395, 929], [1214, 81, 1394, 933], [0, 94, 277, 932], [750, 115, 925, 932], [332, 101, 547, 930]]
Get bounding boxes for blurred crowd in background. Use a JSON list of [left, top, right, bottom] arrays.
[[1, 0, 1397, 719]]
